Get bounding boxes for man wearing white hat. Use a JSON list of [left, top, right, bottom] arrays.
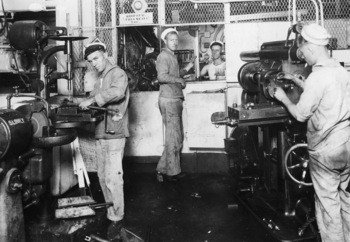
[[274, 23, 350, 242], [200, 41, 226, 80], [155, 28, 195, 182]]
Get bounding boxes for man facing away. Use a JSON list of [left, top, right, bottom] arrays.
[[274, 23, 350, 242], [73, 41, 129, 240], [155, 28, 195, 182], [200, 40, 226, 80]]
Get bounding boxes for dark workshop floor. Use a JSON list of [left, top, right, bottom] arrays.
[[24, 165, 276, 242]]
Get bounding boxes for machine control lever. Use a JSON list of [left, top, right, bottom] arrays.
[[18, 149, 37, 167], [87, 105, 119, 114], [87, 106, 119, 135], [211, 111, 237, 127]]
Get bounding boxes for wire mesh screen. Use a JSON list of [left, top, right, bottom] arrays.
[[70, 27, 117, 95], [165, 1, 224, 25], [118, 0, 158, 25], [229, 0, 349, 49], [95, 0, 158, 26], [88, 0, 349, 63], [322, 1, 350, 49], [229, 0, 317, 23], [95, 0, 112, 27]]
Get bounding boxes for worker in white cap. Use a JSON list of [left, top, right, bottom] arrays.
[[155, 28, 196, 182], [274, 23, 350, 242], [200, 40, 226, 80]]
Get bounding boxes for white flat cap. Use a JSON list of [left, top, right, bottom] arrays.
[[160, 28, 178, 41], [301, 23, 331, 46], [210, 40, 224, 48]]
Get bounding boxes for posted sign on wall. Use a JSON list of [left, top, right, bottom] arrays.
[[120, 12, 153, 25]]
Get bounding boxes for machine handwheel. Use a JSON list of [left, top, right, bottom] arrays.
[[5, 168, 22, 194], [284, 143, 313, 186]]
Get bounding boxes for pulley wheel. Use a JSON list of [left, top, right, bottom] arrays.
[[31, 112, 50, 138], [5, 168, 22, 194], [237, 62, 262, 93]]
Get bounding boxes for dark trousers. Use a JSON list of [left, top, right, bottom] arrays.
[[157, 97, 183, 176]]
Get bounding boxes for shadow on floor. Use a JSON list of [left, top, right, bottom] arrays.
[[25, 171, 275, 242]]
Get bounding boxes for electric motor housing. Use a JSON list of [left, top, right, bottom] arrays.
[[8, 20, 48, 50], [0, 110, 32, 160]]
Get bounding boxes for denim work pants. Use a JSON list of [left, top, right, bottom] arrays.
[[157, 97, 183, 176], [96, 138, 125, 221], [309, 137, 350, 242]]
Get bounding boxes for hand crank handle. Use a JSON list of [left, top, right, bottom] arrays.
[[87, 105, 119, 114], [87, 106, 118, 135], [103, 111, 116, 135]]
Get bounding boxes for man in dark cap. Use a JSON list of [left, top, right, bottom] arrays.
[[274, 23, 350, 242], [73, 41, 129, 240]]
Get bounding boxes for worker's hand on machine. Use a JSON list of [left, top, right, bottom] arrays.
[[79, 98, 95, 110], [276, 72, 294, 81], [277, 72, 305, 89], [273, 86, 288, 103], [71, 97, 85, 105]]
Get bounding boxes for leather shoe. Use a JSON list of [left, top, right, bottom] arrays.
[[175, 172, 187, 179], [107, 219, 124, 241], [165, 172, 187, 182], [156, 172, 164, 182], [156, 172, 187, 183], [164, 174, 179, 182]]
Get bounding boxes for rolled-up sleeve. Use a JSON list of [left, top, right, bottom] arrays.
[[156, 53, 182, 84], [94, 70, 128, 107]]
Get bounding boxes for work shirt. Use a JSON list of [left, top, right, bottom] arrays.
[[156, 48, 186, 99], [294, 58, 350, 149], [89, 61, 129, 139], [208, 62, 226, 80]]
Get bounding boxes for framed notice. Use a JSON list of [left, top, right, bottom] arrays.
[[119, 12, 153, 25]]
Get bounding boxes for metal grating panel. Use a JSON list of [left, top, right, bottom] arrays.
[[95, 0, 158, 26], [229, 0, 317, 23], [230, 1, 290, 22], [117, 0, 158, 25], [293, 0, 318, 23], [95, 0, 112, 27], [229, 0, 349, 49], [322, 1, 350, 49], [165, 1, 224, 25], [90, 0, 349, 55]]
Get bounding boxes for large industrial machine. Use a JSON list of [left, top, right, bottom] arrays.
[[0, 20, 106, 241], [212, 21, 321, 241]]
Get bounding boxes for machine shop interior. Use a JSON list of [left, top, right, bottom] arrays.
[[1, 0, 350, 241]]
